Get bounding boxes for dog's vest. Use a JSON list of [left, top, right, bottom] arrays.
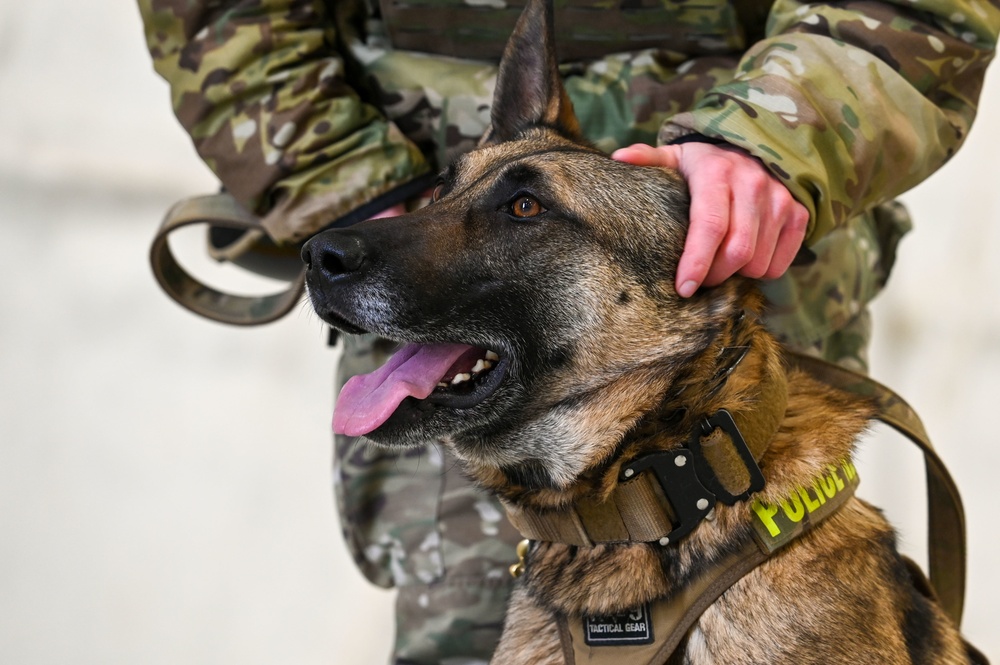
[[504, 352, 972, 664]]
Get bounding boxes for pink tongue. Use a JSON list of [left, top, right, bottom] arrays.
[[333, 342, 478, 437]]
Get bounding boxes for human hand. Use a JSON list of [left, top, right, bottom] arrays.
[[612, 142, 809, 298]]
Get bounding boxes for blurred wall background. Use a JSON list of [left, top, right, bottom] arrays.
[[0, 3, 996, 663]]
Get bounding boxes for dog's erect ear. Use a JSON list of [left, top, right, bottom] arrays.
[[488, 0, 582, 143]]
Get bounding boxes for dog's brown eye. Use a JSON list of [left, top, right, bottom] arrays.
[[511, 195, 545, 218]]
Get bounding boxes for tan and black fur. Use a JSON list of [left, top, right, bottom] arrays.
[[302, 1, 974, 662]]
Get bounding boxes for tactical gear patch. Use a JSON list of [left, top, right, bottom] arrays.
[[583, 604, 654, 646]]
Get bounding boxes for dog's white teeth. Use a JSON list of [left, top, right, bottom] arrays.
[[438, 353, 499, 390]]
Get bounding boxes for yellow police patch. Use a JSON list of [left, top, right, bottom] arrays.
[[749, 460, 860, 553]]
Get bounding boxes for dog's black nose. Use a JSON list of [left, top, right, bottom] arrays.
[[302, 231, 368, 278]]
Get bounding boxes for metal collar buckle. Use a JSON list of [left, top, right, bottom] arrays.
[[619, 448, 715, 546], [619, 410, 766, 546]]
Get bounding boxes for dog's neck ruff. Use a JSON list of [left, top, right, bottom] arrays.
[[505, 351, 971, 664], [509, 365, 864, 665], [503, 338, 787, 548]]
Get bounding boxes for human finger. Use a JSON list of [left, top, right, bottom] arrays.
[[720, 165, 776, 281], [702, 191, 760, 287], [611, 143, 680, 169], [761, 203, 809, 279], [676, 175, 733, 296]]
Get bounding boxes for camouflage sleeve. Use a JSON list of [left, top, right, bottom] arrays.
[[659, 0, 1000, 245], [137, 0, 435, 243]]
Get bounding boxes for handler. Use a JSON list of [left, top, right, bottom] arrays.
[[138, 0, 999, 662]]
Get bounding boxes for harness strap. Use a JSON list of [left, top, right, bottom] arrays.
[[557, 538, 767, 665], [148, 193, 306, 326], [784, 351, 967, 625], [556, 463, 860, 665]]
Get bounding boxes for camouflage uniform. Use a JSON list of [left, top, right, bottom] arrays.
[[138, 0, 999, 662]]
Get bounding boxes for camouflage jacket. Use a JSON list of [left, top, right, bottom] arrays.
[[139, 0, 999, 346]]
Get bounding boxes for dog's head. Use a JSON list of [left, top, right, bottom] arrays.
[[303, 0, 744, 488]]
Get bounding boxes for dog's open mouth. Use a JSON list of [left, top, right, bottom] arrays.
[[333, 342, 507, 437]]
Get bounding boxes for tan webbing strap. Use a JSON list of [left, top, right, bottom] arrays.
[[557, 538, 768, 665], [697, 358, 788, 497], [554, 459, 865, 664], [784, 351, 967, 625], [149, 193, 306, 326], [505, 474, 676, 546], [503, 501, 593, 546], [645, 539, 767, 664], [604, 474, 675, 542]]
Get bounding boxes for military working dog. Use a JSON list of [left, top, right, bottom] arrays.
[[302, 0, 977, 662]]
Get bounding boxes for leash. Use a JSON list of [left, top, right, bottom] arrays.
[[785, 351, 967, 624], [149, 193, 306, 325]]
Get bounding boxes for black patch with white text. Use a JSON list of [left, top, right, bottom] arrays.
[[583, 603, 654, 646]]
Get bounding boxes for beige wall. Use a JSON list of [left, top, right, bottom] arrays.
[[0, 2, 996, 662]]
